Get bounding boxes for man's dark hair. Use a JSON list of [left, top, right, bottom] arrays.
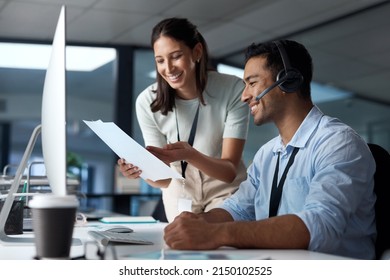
[[245, 40, 313, 99]]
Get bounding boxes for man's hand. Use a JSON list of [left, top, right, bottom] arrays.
[[163, 211, 223, 250]]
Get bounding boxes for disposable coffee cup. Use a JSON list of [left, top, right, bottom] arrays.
[[29, 194, 79, 260]]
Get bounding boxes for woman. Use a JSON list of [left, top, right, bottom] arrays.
[[118, 17, 249, 222]]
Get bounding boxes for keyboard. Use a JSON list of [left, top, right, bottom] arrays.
[[88, 230, 154, 246]]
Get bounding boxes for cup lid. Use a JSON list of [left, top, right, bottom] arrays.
[[28, 194, 79, 208]]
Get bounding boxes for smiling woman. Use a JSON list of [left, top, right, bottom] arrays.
[[117, 17, 250, 222]]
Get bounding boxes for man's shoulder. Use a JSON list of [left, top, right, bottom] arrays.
[[318, 114, 357, 135]]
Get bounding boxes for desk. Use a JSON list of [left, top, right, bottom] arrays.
[[0, 222, 350, 260]]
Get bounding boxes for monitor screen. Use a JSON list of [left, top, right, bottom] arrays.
[[0, 5, 70, 243], [41, 5, 67, 196]]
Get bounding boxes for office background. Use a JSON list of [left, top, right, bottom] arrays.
[[1, 0, 389, 213]]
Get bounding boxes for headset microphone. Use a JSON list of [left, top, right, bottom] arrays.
[[255, 41, 303, 102], [255, 74, 290, 101]]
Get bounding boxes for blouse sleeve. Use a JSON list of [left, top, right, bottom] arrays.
[[135, 86, 166, 148], [222, 75, 249, 140]]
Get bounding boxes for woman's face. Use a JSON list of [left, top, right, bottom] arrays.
[[153, 35, 200, 96]]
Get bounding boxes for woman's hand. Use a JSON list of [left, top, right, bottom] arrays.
[[148, 138, 246, 183], [117, 158, 142, 179], [117, 158, 171, 188], [146, 142, 194, 164]]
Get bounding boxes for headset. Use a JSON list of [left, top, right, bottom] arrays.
[[255, 41, 304, 101]]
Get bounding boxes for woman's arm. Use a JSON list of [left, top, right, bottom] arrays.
[[146, 137, 245, 183]]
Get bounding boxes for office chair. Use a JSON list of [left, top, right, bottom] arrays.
[[367, 143, 390, 259]]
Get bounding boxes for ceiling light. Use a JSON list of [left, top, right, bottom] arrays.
[[0, 43, 116, 71]]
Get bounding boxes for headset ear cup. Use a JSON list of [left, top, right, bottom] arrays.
[[277, 68, 303, 93]]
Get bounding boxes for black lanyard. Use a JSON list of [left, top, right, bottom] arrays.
[[175, 104, 200, 178], [268, 147, 299, 217]]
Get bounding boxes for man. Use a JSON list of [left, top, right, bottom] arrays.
[[163, 40, 377, 259]]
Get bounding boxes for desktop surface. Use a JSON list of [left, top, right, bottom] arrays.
[[0, 221, 351, 260]]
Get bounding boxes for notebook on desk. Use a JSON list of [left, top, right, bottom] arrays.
[[99, 216, 157, 224], [82, 210, 126, 221]]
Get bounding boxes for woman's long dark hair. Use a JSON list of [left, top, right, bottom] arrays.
[[150, 18, 209, 115]]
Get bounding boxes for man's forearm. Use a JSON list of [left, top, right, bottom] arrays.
[[200, 208, 234, 223]]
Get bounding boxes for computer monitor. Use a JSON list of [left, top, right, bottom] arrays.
[[0, 5, 70, 244], [41, 5, 67, 197]]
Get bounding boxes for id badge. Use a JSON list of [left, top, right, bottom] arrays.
[[178, 198, 192, 213]]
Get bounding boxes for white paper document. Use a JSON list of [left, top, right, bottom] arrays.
[[83, 120, 182, 181]]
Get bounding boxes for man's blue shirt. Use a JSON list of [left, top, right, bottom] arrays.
[[221, 106, 376, 259]]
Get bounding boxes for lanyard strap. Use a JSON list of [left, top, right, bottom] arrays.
[[268, 147, 299, 217], [175, 104, 200, 178]]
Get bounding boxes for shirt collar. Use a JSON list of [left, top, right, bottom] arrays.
[[273, 105, 324, 153]]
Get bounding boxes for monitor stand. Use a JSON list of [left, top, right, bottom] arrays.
[[0, 125, 81, 246], [0, 125, 41, 244]]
